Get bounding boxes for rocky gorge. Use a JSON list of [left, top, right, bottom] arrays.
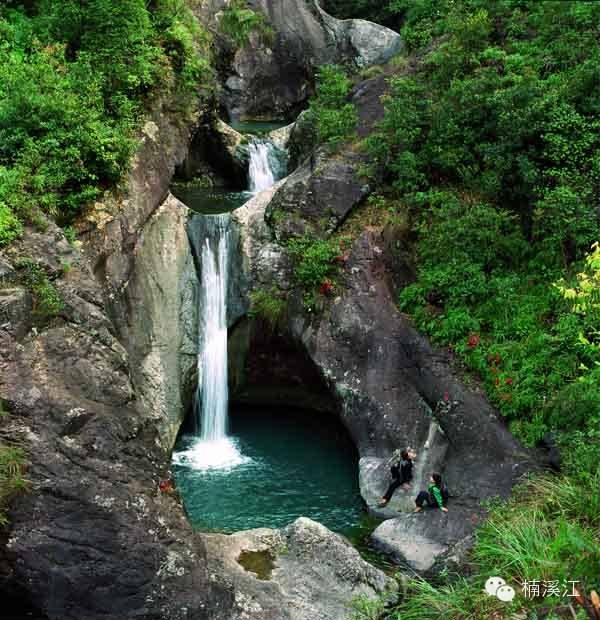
[[0, 2, 537, 619]]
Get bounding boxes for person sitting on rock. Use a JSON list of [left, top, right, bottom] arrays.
[[378, 448, 416, 507], [414, 472, 448, 513]]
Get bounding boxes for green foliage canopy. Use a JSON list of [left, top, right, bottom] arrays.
[[0, 0, 212, 243]]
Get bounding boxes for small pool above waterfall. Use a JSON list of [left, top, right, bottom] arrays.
[[171, 186, 251, 215], [229, 119, 288, 134], [172, 406, 364, 535]]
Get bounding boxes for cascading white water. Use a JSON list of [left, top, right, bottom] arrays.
[[248, 141, 277, 192], [198, 215, 229, 440], [173, 214, 248, 471]]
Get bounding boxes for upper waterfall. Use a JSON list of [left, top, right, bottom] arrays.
[[248, 140, 283, 193]]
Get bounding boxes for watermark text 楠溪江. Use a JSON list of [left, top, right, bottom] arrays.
[[522, 579, 580, 599]]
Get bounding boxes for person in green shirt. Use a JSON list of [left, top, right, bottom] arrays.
[[414, 472, 449, 512]]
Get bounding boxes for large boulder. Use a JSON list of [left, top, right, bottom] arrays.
[[265, 147, 369, 240], [204, 517, 394, 620], [0, 220, 231, 619], [200, 0, 403, 119], [371, 507, 478, 573], [120, 193, 198, 450]]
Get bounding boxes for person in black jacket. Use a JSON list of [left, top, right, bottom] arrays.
[[378, 448, 416, 507]]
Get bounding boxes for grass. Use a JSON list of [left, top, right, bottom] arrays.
[[18, 258, 64, 320], [0, 443, 29, 528], [248, 288, 287, 330]]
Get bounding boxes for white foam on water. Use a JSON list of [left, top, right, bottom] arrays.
[[172, 436, 251, 471]]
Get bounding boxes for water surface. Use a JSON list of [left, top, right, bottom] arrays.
[[229, 119, 288, 135], [171, 186, 251, 215], [173, 406, 364, 534]]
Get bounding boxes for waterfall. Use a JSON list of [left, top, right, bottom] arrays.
[[197, 214, 230, 440], [248, 141, 281, 192], [173, 214, 248, 471]]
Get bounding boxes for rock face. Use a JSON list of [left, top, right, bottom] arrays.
[[180, 119, 250, 188], [199, 0, 402, 119], [119, 193, 198, 450], [82, 102, 202, 452], [266, 148, 369, 239], [204, 517, 393, 620], [360, 418, 448, 515], [0, 219, 232, 619]]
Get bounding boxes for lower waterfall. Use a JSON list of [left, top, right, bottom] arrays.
[[173, 214, 248, 470]]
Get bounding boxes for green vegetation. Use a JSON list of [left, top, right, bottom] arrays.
[[19, 259, 64, 319], [0, 438, 28, 528], [286, 235, 345, 311], [287, 236, 343, 289], [218, 0, 273, 48], [362, 1, 600, 447], [0, 0, 212, 243], [248, 288, 286, 330], [307, 65, 357, 146], [0, 201, 22, 245]]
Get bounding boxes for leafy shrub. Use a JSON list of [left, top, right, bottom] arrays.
[[286, 236, 342, 289], [309, 65, 357, 146], [19, 259, 64, 319], [218, 0, 272, 48], [0, 0, 212, 234], [0, 202, 22, 246]]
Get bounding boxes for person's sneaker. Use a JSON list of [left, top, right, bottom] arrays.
[[413, 506, 423, 513], [378, 499, 389, 507]]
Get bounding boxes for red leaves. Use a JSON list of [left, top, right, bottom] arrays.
[[159, 478, 174, 494], [319, 279, 334, 296], [467, 333, 480, 348]]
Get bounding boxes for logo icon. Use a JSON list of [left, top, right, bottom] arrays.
[[485, 577, 516, 602]]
